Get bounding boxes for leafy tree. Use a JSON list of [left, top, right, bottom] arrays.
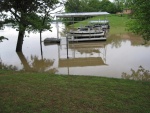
[[88, 0, 101, 12], [35, 0, 61, 52], [122, 0, 134, 10], [65, 0, 81, 12], [127, 0, 150, 42], [65, 0, 117, 14], [100, 0, 117, 13], [79, 0, 90, 12], [113, 0, 124, 12], [0, 0, 59, 52]]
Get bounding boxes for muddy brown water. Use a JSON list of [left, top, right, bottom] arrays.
[[0, 23, 150, 80]]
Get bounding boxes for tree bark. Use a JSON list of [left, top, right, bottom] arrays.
[[40, 30, 43, 60], [16, 27, 26, 52]]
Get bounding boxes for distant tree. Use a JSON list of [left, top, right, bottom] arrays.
[[80, 0, 90, 12], [123, 0, 134, 10], [107, 3, 117, 13], [65, 0, 81, 12], [64, 0, 88, 25], [0, 0, 59, 52], [65, 0, 118, 14], [88, 0, 101, 12], [65, 0, 101, 12], [127, 0, 150, 43], [100, 0, 117, 13], [113, 0, 124, 12]]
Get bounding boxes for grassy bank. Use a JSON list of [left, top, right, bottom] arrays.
[[0, 70, 150, 113], [71, 14, 129, 34]]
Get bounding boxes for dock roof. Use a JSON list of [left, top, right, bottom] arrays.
[[55, 12, 109, 18]]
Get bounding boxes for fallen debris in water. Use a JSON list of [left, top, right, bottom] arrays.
[[44, 38, 60, 44]]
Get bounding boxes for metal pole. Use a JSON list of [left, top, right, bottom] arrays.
[[66, 35, 69, 59], [56, 17, 59, 39]]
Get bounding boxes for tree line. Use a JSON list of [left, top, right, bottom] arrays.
[[65, 0, 132, 14], [65, 0, 118, 14]]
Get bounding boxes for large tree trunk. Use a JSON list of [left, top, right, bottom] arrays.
[[16, 27, 26, 52]]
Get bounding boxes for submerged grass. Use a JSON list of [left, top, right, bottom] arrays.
[[0, 70, 150, 113]]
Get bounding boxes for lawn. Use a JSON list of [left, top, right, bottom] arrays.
[[70, 14, 129, 35], [0, 70, 150, 113]]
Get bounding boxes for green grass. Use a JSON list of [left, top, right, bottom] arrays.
[[0, 70, 150, 113], [71, 14, 129, 35]]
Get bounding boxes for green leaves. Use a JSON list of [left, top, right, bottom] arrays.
[[65, 0, 118, 14], [127, 0, 150, 42], [0, 0, 59, 32]]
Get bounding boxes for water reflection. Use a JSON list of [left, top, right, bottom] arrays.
[[0, 57, 18, 70], [57, 41, 107, 75], [107, 34, 125, 48], [17, 52, 57, 73], [69, 42, 105, 54], [59, 42, 107, 67], [107, 33, 150, 48], [17, 52, 30, 70], [122, 66, 150, 81]]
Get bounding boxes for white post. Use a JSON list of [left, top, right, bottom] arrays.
[[56, 17, 59, 39]]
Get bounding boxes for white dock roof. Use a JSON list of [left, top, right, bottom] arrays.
[[55, 12, 109, 18]]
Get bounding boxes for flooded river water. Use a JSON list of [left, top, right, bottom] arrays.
[[0, 23, 150, 80]]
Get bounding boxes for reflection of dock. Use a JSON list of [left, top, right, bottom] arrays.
[[59, 57, 106, 67], [58, 40, 107, 68], [69, 42, 106, 49], [43, 38, 108, 75]]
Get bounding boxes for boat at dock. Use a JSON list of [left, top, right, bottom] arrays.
[[67, 24, 107, 42], [55, 12, 110, 42]]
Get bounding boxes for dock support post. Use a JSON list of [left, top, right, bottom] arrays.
[[66, 35, 69, 59], [56, 19, 59, 39]]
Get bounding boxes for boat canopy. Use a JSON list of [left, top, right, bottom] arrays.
[[55, 12, 109, 18]]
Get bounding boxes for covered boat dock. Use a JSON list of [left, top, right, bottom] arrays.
[[55, 12, 110, 41]]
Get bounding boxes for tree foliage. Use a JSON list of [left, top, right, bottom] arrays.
[[100, 0, 117, 13], [0, 0, 60, 52], [127, 0, 150, 42], [65, 0, 118, 14], [114, 0, 134, 12], [65, 0, 81, 12]]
